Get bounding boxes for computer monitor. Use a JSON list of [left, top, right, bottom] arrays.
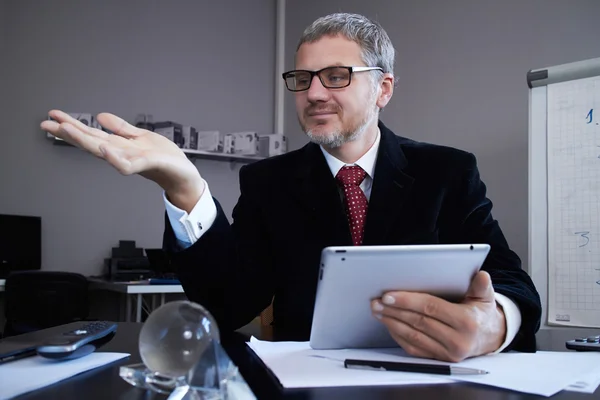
[[0, 214, 42, 279]]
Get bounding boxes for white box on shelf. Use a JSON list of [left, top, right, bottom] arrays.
[[223, 134, 235, 154], [181, 126, 198, 150], [70, 113, 93, 126], [230, 132, 260, 155], [196, 131, 222, 152], [91, 116, 102, 130], [258, 134, 287, 157], [154, 121, 184, 148]]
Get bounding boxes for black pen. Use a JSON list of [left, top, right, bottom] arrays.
[[344, 359, 489, 375]]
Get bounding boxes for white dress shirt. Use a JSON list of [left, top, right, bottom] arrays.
[[319, 127, 380, 201], [163, 128, 521, 353], [163, 178, 217, 249]]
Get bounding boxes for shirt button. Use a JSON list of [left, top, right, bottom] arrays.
[[198, 222, 203, 230]]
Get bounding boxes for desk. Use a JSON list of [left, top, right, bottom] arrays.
[[12, 323, 600, 400], [87, 278, 184, 323]]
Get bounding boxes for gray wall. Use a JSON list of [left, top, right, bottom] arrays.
[[0, 0, 275, 275], [0, 0, 6, 129], [3, 0, 600, 279], [284, 0, 600, 269]]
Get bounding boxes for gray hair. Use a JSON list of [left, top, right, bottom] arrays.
[[297, 13, 395, 80]]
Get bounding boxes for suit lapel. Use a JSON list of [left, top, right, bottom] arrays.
[[362, 122, 415, 245], [291, 143, 353, 246]]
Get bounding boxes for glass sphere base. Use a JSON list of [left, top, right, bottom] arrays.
[[119, 341, 256, 400], [118, 300, 256, 400]]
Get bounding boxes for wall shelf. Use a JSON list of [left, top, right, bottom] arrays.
[[182, 149, 264, 164], [47, 135, 264, 164]]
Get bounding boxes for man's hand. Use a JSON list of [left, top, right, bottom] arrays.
[[371, 271, 506, 362], [41, 110, 204, 212]]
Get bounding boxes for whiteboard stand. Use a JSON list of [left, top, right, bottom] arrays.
[[528, 56, 600, 349]]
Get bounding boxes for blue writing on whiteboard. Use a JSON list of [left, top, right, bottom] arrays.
[[575, 231, 590, 246], [587, 109, 593, 124]]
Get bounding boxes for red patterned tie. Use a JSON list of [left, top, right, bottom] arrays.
[[336, 165, 368, 245]]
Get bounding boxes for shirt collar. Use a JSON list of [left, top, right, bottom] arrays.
[[320, 128, 381, 179]]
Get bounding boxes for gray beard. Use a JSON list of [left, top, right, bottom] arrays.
[[303, 105, 378, 148]]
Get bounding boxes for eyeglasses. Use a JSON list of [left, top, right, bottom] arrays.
[[282, 66, 383, 92]]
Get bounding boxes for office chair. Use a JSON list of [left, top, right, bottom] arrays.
[[2, 271, 90, 338]]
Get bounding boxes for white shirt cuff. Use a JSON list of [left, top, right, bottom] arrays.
[[163, 178, 217, 247], [490, 292, 522, 354]]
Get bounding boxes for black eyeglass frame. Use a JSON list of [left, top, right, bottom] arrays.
[[281, 66, 384, 92]]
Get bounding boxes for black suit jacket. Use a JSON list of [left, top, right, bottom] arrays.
[[164, 120, 541, 352]]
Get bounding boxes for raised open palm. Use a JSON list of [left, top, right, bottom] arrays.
[[41, 109, 204, 211]]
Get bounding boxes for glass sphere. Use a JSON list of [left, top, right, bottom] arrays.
[[139, 300, 220, 378]]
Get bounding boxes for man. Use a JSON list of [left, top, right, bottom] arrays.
[[42, 12, 541, 362]]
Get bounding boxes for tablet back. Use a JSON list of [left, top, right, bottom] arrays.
[[309, 244, 490, 349]]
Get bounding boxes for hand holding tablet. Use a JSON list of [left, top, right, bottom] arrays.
[[372, 269, 508, 362], [309, 244, 504, 362]]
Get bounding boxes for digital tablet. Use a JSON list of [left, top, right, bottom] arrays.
[[309, 244, 491, 349]]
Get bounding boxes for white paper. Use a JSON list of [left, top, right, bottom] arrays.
[[247, 338, 600, 397], [247, 338, 455, 388], [0, 352, 130, 399], [566, 369, 600, 393], [439, 350, 600, 396], [547, 75, 600, 327]]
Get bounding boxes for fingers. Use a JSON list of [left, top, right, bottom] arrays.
[[40, 119, 61, 137], [388, 330, 436, 360], [378, 316, 450, 361], [46, 110, 111, 140], [373, 299, 455, 339], [41, 110, 145, 160], [375, 275, 502, 360], [96, 113, 143, 139], [41, 120, 105, 158], [47, 110, 92, 134], [465, 271, 495, 302], [379, 291, 460, 328], [42, 112, 147, 173], [44, 110, 146, 142], [377, 311, 474, 362], [42, 110, 112, 157], [373, 299, 465, 360]]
